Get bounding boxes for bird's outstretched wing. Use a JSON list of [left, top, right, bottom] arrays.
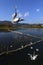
[[19, 18, 24, 21], [13, 7, 17, 19]]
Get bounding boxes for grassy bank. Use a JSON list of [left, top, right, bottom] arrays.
[[0, 24, 43, 31]]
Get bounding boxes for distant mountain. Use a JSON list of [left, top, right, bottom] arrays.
[[0, 20, 43, 28], [0, 21, 12, 24]]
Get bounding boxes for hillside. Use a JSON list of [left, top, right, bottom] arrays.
[[0, 21, 43, 31]]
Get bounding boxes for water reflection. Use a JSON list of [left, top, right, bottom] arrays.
[[0, 28, 43, 65], [17, 28, 43, 37]]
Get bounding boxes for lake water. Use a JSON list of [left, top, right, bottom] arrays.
[[0, 28, 43, 65]]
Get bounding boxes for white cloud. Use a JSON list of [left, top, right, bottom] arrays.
[[24, 12, 29, 17], [36, 9, 40, 12]]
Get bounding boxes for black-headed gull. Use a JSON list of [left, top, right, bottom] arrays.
[[28, 51, 38, 60]]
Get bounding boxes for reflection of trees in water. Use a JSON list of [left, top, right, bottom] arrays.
[[35, 28, 41, 31], [28, 28, 42, 32], [14, 23, 21, 30]]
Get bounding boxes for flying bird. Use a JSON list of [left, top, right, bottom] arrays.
[[12, 7, 24, 23]]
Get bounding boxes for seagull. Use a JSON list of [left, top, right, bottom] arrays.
[[28, 51, 38, 60], [30, 47, 33, 49], [12, 7, 24, 23], [36, 48, 39, 52]]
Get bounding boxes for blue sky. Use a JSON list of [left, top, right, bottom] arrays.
[[0, 0, 43, 24]]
